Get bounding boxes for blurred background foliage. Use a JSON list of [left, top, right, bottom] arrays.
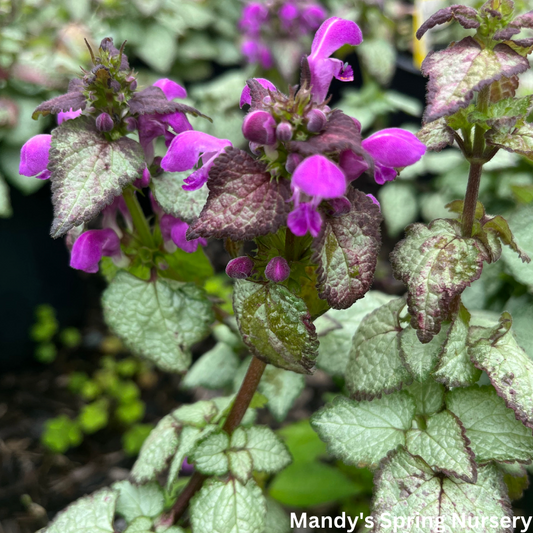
[[1, 0, 533, 530]]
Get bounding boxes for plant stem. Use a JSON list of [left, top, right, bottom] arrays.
[[172, 356, 267, 522], [123, 186, 155, 248]]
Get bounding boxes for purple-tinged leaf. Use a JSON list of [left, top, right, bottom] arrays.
[[32, 79, 86, 120], [48, 117, 145, 238], [390, 219, 490, 343], [345, 297, 412, 401], [485, 119, 533, 159], [312, 188, 382, 309], [187, 148, 291, 241], [495, 11, 533, 40], [241, 78, 277, 110], [490, 76, 519, 102], [416, 5, 479, 40], [288, 109, 365, 158], [128, 86, 209, 119], [482, 214, 531, 263], [233, 280, 319, 374], [417, 118, 455, 152], [468, 312, 533, 430], [372, 448, 512, 532], [421, 37, 529, 123]]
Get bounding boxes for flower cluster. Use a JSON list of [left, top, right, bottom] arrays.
[[19, 38, 207, 274], [239, 0, 327, 75]]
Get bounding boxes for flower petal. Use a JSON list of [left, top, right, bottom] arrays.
[[57, 108, 82, 124], [374, 163, 397, 185], [362, 128, 427, 168], [339, 150, 368, 181], [240, 78, 278, 108], [288, 202, 323, 237], [161, 215, 206, 253], [19, 134, 52, 177], [161, 131, 232, 172], [292, 154, 346, 199], [70, 228, 121, 273], [153, 79, 187, 100], [309, 17, 362, 60]]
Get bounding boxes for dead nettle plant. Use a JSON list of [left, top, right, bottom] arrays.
[[28, 8, 533, 532]]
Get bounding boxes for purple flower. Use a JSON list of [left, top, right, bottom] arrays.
[[288, 155, 347, 237], [241, 39, 273, 69], [239, 3, 269, 34], [226, 256, 254, 279], [279, 2, 299, 30], [161, 131, 232, 191], [307, 17, 363, 102], [153, 78, 188, 100], [70, 228, 123, 273], [340, 128, 426, 185], [134, 167, 151, 189], [240, 78, 278, 108], [138, 79, 192, 163], [19, 134, 52, 180], [102, 196, 132, 237], [160, 215, 207, 253], [96, 112, 114, 132], [301, 5, 327, 31], [57, 108, 82, 124], [265, 256, 290, 282], [366, 193, 380, 210], [242, 110, 277, 145]]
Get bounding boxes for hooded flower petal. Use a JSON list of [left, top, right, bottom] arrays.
[[161, 111, 193, 134], [19, 134, 52, 180], [161, 131, 232, 173], [302, 5, 327, 31], [292, 154, 346, 200], [362, 128, 426, 168], [307, 17, 362, 102], [160, 214, 207, 253], [339, 149, 369, 181], [57, 108, 82, 124], [240, 78, 278, 108], [242, 110, 277, 145], [70, 228, 121, 273], [287, 202, 323, 237], [153, 79, 187, 100]]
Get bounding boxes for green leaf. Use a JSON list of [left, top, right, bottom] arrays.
[[244, 426, 292, 474], [102, 272, 213, 373], [405, 410, 476, 482], [421, 37, 528, 123], [48, 117, 145, 238], [390, 219, 489, 343], [269, 462, 359, 507], [315, 291, 395, 376], [358, 38, 396, 86], [172, 400, 219, 427], [258, 366, 305, 422], [190, 431, 230, 476], [131, 414, 180, 483], [190, 478, 266, 533], [160, 246, 214, 285], [233, 281, 318, 374], [468, 312, 533, 429], [114, 481, 164, 522], [182, 342, 240, 390], [263, 498, 291, 533], [399, 323, 449, 381], [311, 392, 415, 468], [188, 148, 291, 242], [447, 386, 533, 464], [469, 95, 533, 126], [39, 488, 118, 533], [501, 204, 533, 289], [228, 450, 253, 484], [486, 120, 533, 159], [378, 182, 418, 238], [151, 171, 208, 224], [406, 380, 445, 416], [312, 188, 382, 309], [345, 297, 412, 400], [124, 516, 153, 533], [416, 118, 455, 152], [79, 399, 109, 434], [41, 415, 83, 454], [434, 303, 481, 387], [122, 423, 154, 456], [506, 294, 533, 359], [482, 214, 530, 263], [372, 449, 511, 532], [135, 23, 177, 73], [277, 420, 327, 464]]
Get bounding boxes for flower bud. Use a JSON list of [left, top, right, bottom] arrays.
[[134, 167, 151, 189], [285, 152, 303, 174], [249, 142, 262, 155], [226, 257, 254, 279], [126, 76, 138, 91], [276, 122, 293, 142], [305, 109, 327, 132], [242, 110, 277, 145], [265, 256, 290, 283], [96, 112, 114, 132]]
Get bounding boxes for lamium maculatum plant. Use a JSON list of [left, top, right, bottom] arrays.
[[21, 3, 533, 533]]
